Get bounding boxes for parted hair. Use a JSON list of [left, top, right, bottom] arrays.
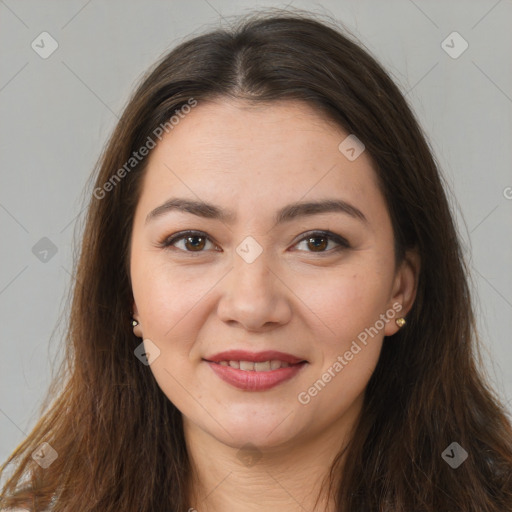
[[1, 8, 512, 512]]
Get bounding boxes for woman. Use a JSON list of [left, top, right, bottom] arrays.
[[1, 8, 511, 512]]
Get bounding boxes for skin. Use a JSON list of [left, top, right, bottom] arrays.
[[130, 98, 420, 511]]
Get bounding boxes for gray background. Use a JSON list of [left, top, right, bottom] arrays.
[[1, 0, 511, 465]]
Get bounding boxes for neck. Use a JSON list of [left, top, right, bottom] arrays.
[[183, 398, 362, 512]]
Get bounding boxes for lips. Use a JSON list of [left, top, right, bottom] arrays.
[[205, 350, 305, 365], [204, 350, 307, 391]]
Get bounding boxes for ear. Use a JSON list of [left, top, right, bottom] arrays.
[[384, 247, 420, 337], [131, 299, 143, 338]]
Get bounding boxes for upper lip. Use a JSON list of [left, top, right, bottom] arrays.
[[205, 350, 306, 365]]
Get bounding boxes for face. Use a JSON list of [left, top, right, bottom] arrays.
[[130, 98, 418, 452]]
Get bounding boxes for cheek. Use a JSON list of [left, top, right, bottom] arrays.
[[132, 258, 213, 336], [296, 271, 387, 414], [299, 266, 392, 349], [131, 262, 209, 403]]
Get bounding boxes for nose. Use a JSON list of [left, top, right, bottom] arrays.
[[216, 244, 292, 332]]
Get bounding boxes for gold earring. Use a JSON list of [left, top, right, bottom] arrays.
[[131, 318, 139, 327], [395, 317, 406, 328]]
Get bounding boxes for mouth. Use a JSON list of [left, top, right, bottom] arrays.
[[204, 349, 306, 368], [203, 350, 308, 391], [212, 359, 298, 371]]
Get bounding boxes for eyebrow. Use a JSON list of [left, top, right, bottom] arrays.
[[145, 197, 368, 226]]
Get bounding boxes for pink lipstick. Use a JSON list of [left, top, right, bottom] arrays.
[[204, 350, 307, 391]]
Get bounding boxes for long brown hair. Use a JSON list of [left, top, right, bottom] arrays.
[[2, 8, 511, 511]]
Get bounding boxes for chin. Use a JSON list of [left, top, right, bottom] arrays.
[[203, 411, 303, 451]]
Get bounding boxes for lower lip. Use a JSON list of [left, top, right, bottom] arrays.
[[206, 361, 307, 391]]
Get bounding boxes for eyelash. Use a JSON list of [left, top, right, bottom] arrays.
[[158, 230, 350, 256]]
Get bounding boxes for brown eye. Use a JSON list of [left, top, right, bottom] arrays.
[[160, 230, 349, 255], [294, 231, 349, 254], [161, 231, 217, 253], [182, 234, 207, 251], [305, 235, 328, 252]]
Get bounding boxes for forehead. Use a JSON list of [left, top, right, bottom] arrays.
[[161, 98, 351, 160], [137, 98, 386, 228]]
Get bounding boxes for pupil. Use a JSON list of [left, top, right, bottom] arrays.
[[309, 236, 327, 251], [187, 236, 204, 250]]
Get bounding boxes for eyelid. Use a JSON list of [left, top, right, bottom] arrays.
[[292, 230, 350, 252], [158, 229, 350, 254], [158, 230, 220, 252]]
